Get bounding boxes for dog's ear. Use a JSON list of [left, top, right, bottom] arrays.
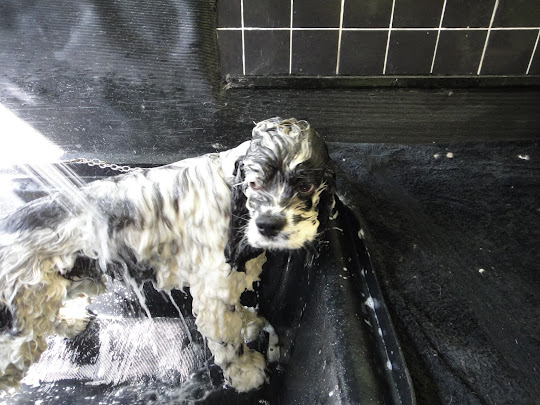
[[317, 167, 337, 231], [225, 158, 264, 272]]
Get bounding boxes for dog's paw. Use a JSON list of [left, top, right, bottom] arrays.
[[54, 296, 95, 338], [224, 349, 267, 392]]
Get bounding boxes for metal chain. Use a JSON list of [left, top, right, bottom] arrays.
[[67, 158, 139, 173]]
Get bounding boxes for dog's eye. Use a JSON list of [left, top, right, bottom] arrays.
[[297, 182, 315, 194], [249, 181, 262, 190]]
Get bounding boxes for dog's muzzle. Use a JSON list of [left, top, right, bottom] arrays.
[[255, 214, 286, 238]]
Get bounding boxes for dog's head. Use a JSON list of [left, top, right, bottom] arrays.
[[226, 117, 335, 269]]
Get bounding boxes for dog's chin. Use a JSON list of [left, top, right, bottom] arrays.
[[248, 233, 296, 250], [246, 219, 318, 251]]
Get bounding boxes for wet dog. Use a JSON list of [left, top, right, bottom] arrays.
[[0, 117, 335, 392]]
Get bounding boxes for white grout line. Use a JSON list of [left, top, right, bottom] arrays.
[[218, 27, 349, 31], [335, 0, 346, 74], [240, 0, 246, 75], [526, 29, 540, 74], [430, 0, 448, 74], [382, 0, 396, 74], [477, 0, 499, 75], [216, 26, 540, 32], [289, 0, 294, 74], [467, 26, 540, 31]]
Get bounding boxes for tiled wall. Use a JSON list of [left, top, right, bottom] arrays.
[[216, 0, 540, 77]]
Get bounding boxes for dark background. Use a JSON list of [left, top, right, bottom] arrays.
[[0, 1, 539, 404]]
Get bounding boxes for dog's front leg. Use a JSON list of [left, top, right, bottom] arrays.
[[190, 279, 267, 392]]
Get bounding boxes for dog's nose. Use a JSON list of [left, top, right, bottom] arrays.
[[256, 214, 286, 237]]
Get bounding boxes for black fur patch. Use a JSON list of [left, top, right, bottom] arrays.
[[106, 198, 140, 237], [64, 256, 103, 281], [0, 306, 15, 335], [1, 196, 73, 233], [315, 170, 336, 231], [110, 246, 156, 284], [224, 159, 264, 272], [152, 182, 165, 219], [236, 343, 244, 356]]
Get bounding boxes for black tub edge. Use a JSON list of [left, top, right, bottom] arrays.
[[336, 196, 417, 405]]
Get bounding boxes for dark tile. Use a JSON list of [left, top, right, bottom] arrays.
[[217, 0, 241, 28], [442, 0, 495, 28], [493, 0, 540, 27], [386, 30, 437, 74], [393, 0, 445, 28], [217, 30, 243, 76], [291, 31, 339, 74], [338, 31, 388, 74], [529, 50, 540, 75], [244, 0, 290, 28], [529, 46, 540, 74], [432, 30, 486, 74], [293, 0, 341, 28], [343, 0, 393, 28], [244, 31, 289, 75], [481, 30, 538, 74]]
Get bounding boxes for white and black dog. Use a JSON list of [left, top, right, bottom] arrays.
[[0, 117, 335, 392]]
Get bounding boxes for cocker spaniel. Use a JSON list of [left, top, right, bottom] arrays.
[[0, 117, 335, 392]]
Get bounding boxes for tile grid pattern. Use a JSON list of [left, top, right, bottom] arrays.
[[216, 0, 540, 76]]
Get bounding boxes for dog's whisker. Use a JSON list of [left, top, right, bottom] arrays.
[[231, 213, 250, 221]]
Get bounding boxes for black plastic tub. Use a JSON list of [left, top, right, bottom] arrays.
[[2, 164, 415, 405]]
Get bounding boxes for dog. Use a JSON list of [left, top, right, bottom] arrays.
[[0, 117, 335, 392]]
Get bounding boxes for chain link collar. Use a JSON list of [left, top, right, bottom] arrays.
[[66, 158, 139, 173]]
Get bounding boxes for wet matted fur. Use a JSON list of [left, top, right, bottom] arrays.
[[0, 117, 335, 392]]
